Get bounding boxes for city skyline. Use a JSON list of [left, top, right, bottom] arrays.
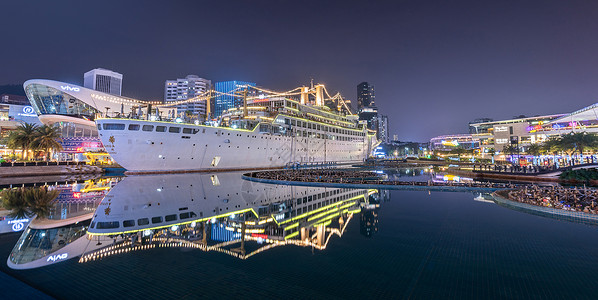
[[3, 0, 598, 141]]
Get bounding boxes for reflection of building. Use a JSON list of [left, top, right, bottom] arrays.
[[23, 79, 155, 157], [164, 75, 211, 118], [7, 177, 121, 270], [357, 82, 375, 111], [360, 209, 379, 237], [214, 81, 255, 118], [84, 68, 123, 96]]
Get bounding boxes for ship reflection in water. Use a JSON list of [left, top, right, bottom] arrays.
[[8, 172, 385, 269]]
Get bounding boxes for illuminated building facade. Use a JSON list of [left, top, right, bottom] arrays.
[[214, 81, 255, 118], [469, 114, 563, 153], [164, 75, 211, 119], [84, 68, 123, 96], [429, 134, 478, 151], [23, 79, 152, 156], [357, 82, 375, 111]]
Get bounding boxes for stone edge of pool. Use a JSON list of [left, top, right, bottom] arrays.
[[492, 190, 598, 226], [241, 173, 501, 192]]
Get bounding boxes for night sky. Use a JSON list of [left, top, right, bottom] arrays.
[[3, 0, 598, 141]]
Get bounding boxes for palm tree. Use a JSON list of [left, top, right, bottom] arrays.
[[1, 187, 33, 219], [33, 125, 63, 161], [560, 132, 598, 155], [0, 186, 58, 219], [25, 186, 59, 219], [9, 123, 39, 160]]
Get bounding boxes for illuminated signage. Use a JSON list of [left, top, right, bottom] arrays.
[[496, 138, 509, 144], [8, 219, 29, 232], [17, 106, 37, 117], [60, 85, 80, 92], [47, 253, 68, 262], [495, 126, 508, 132], [441, 140, 459, 147]]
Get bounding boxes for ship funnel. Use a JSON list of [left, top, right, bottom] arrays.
[[315, 85, 324, 106], [300, 86, 309, 105]]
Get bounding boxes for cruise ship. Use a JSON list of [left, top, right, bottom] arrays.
[[95, 84, 378, 173]]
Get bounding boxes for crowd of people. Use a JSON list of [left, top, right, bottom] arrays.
[[508, 185, 598, 214], [249, 170, 516, 189], [473, 164, 558, 174]]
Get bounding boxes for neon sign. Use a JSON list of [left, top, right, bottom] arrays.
[[495, 126, 508, 132], [8, 219, 29, 232], [47, 253, 68, 262], [60, 85, 80, 92]]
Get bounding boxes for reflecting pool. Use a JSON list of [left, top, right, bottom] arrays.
[[1, 171, 598, 299]]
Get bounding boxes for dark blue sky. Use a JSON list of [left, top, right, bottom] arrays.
[[3, 0, 598, 141]]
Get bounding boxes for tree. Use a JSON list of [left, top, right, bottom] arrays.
[[0, 187, 32, 219], [559, 132, 598, 155], [33, 125, 63, 161], [526, 144, 542, 156], [0, 186, 59, 219], [451, 146, 467, 160], [25, 186, 59, 219], [8, 123, 38, 160]]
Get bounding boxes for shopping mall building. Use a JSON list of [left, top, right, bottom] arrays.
[[430, 102, 598, 157], [23, 79, 154, 160]]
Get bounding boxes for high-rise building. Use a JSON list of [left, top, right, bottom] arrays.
[[356, 82, 375, 111], [214, 81, 256, 118], [164, 75, 211, 118], [377, 114, 389, 143], [84, 68, 123, 96]]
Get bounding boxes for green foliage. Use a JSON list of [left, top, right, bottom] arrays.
[[541, 132, 598, 155], [0, 186, 59, 219], [8, 123, 38, 159], [559, 168, 598, 182], [6, 123, 63, 161], [525, 144, 542, 156], [32, 124, 63, 160]]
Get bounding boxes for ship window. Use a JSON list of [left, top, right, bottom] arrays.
[[169, 127, 180, 133], [103, 123, 125, 130], [183, 128, 194, 134], [128, 124, 140, 131], [151, 216, 163, 224], [165, 214, 177, 221], [97, 124, 101, 130], [123, 220, 135, 227], [156, 126, 166, 132], [142, 125, 154, 131], [96, 221, 119, 229], [137, 218, 149, 225], [179, 212, 196, 219]]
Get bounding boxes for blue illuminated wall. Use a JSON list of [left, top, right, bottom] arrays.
[[214, 81, 255, 118]]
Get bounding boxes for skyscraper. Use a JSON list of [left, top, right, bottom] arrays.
[[214, 81, 256, 118], [164, 75, 211, 118], [83, 68, 123, 96], [377, 114, 389, 143], [356, 82, 375, 111]]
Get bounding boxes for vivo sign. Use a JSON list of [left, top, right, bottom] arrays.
[[47, 253, 68, 262], [60, 85, 80, 92]]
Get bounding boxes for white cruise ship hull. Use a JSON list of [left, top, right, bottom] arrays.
[[96, 119, 374, 173]]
